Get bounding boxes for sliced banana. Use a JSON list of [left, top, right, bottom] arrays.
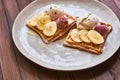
[[37, 15, 51, 30], [79, 30, 91, 43], [27, 13, 44, 26], [65, 32, 76, 43], [70, 29, 82, 42], [43, 21, 57, 36], [87, 30, 104, 44], [65, 36, 74, 43]]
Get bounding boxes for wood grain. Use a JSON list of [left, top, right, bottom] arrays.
[[0, 0, 21, 79], [3, 0, 41, 80], [2, 0, 19, 30], [0, 0, 120, 80], [17, 0, 31, 10], [56, 72, 70, 80], [109, 49, 120, 80], [34, 66, 58, 80], [92, 64, 114, 80], [100, 0, 120, 19], [72, 70, 95, 80], [114, 0, 120, 9], [0, 65, 3, 80]]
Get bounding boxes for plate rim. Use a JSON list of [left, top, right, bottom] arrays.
[[12, 0, 120, 71]]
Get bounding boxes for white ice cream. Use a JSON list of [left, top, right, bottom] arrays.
[[77, 13, 99, 29], [44, 4, 64, 20]]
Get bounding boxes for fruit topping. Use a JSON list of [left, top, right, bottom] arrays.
[[43, 21, 57, 36], [79, 30, 91, 43], [56, 16, 68, 29], [70, 29, 82, 42], [87, 30, 104, 44], [65, 33, 76, 43], [94, 25, 108, 36], [26, 13, 44, 26], [37, 15, 51, 30]]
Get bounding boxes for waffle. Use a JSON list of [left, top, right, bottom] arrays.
[[63, 22, 112, 54], [26, 13, 76, 44]]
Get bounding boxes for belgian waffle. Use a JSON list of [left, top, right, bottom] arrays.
[[63, 22, 112, 54], [26, 13, 76, 44]]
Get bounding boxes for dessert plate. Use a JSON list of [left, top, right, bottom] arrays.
[[12, 0, 120, 71]]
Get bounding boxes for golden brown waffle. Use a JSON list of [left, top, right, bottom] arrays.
[[63, 22, 112, 54], [26, 13, 76, 44]]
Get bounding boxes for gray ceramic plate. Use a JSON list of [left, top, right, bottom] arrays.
[[12, 0, 120, 71]]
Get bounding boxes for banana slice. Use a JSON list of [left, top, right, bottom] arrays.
[[37, 15, 51, 30], [65, 32, 76, 43], [70, 29, 82, 42], [43, 21, 57, 36], [27, 13, 44, 26], [87, 30, 104, 44], [66, 37, 76, 43], [79, 30, 91, 43]]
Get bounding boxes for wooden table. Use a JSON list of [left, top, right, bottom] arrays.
[[0, 0, 120, 80]]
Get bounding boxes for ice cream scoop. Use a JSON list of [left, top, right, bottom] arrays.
[[44, 4, 65, 21], [77, 13, 99, 30]]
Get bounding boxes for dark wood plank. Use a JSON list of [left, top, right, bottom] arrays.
[[100, 0, 120, 19], [2, 0, 20, 30], [114, 0, 120, 9], [72, 69, 95, 80], [33, 66, 58, 80], [30, 0, 34, 1], [56, 72, 70, 80], [106, 49, 120, 72], [0, 0, 22, 80], [1, 0, 119, 80], [0, 65, 3, 80], [108, 49, 120, 80], [91, 48, 120, 80], [2, 0, 41, 80], [14, 55, 40, 80], [17, 0, 31, 10], [92, 61, 114, 80], [106, 50, 120, 80], [31, 65, 71, 80]]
